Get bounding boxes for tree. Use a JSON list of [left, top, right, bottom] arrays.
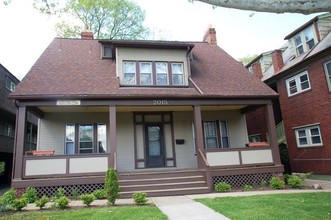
[[194, 0, 331, 15], [238, 54, 258, 66], [31, 0, 149, 39]]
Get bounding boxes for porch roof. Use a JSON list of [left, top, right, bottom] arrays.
[[10, 38, 277, 100]]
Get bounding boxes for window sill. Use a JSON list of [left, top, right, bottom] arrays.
[[119, 85, 189, 88], [287, 88, 311, 98], [297, 144, 323, 149]]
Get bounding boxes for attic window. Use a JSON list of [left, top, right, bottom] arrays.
[[102, 45, 112, 58], [293, 26, 316, 56], [5, 77, 16, 92]]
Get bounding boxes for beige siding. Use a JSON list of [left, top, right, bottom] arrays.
[[173, 112, 197, 169], [25, 158, 66, 176], [318, 17, 331, 40], [201, 110, 248, 148], [38, 112, 108, 155], [116, 112, 135, 172], [116, 47, 189, 85]]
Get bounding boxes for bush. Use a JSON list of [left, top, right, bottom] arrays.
[[214, 182, 231, 192], [12, 198, 28, 211], [93, 189, 106, 199], [242, 185, 254, 191], [71, 187, 80, 200], [133, 192, 148, 205], [104, 168, 120, 205], [269, 177, 285, 189], [53, 188, 66, 200], [22, 187, 37, 203], [80, 194, 96, 206], [54, 196, 69, 209], [288, 175, 303, 189], [35, 196, 49, 209], [2, 188, 16, 209], [260, 179, 268, 189]]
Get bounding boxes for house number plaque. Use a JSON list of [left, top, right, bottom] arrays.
[[153, 100, 168, 105], [56, 100, 81, 106]]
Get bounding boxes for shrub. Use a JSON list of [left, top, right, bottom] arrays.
[[214, 182, 231, 192], [260, 179, 268, 189], [242, 185, 254, 191], [12, 198, 28, 211], [80, 194, 96, 206], [288, 175, 303, 189], [22, 187, 37, 203], [269, 177, 285, 189], [71, 187, 80, 200], [104, 168, 120, 205], [54, 196, 69, 209], [53, 187, 66, 200], [93, 189, 106, 199], [35, 196, 49, 209], [133, 192, 148, 205], [2, 188, 16, 209]]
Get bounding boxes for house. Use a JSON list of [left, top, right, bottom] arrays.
[[0, 64, 37, 186], [246, 13, 331, 174], [10, 28, 283, 197]]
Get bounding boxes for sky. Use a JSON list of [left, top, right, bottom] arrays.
[[0, 0, 323, 80]]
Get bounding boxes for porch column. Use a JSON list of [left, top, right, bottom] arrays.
[[266, 104, 281, 164], [193, 105, 204, 169], [109, 105, 117, 170], [13, 106, 27, 180]]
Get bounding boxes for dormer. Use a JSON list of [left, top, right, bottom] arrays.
[[99, 40, 194, 87], [285, 13, 331, 57]]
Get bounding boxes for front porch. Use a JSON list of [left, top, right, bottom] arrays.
[[12, 98, 283, 196]]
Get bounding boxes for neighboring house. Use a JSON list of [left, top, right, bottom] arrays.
[[10, 28, 283, 197], [246, 13, 331, 174], [0, 64, 37, 186]]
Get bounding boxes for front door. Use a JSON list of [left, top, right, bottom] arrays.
[[145, 123, 165, 168]]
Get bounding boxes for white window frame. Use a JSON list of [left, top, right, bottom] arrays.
[[292, 26, 316, 56], [294, 124, 323, 148], [323, 60, 331, 92], [5, 77, 16, 92], [285, 71, 311, 96], [171, 63, 184, 85], [123, 61, 136, 85], [139, 62, 153, 85], [156, 62, 169, 85]]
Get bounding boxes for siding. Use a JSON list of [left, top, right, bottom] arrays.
[[318, 16, 331, 40]]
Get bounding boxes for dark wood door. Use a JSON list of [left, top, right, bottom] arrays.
[[145, 123, 165, 168]]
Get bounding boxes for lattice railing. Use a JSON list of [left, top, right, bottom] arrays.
[[212, 172, 273, 188], [35, 183, 104, 198]]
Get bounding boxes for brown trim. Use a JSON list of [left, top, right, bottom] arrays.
[[210, 164, 284, 176], [193, 105, 205, 169], [266, 104, 281, 164], [13, 106, 26, 180], [133, 114, 138, 169], [170, 113, 176, 167], [205, 146, 272, 153], [109, 106, 117, 168], [27, 106, 44, 119]]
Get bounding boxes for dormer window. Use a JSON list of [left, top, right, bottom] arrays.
[[293, 26, 316, 56], [122, 61, 186, 87], [5, 77, 16, 92], [102, 45, 113, 59]]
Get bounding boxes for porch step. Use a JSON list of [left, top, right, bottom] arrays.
[[118, 169, 210, 198]]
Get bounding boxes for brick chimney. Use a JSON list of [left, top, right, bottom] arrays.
[[203, 26, 217, 45], [251, 62, 263, 80], [81, 30, 94, 40], [272, 49, 284, 73]]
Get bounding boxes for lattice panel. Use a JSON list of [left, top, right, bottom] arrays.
[[212, 173, 273, 188], [35, 183, 104, 198]]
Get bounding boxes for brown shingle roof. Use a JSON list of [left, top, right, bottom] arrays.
[[10, 38, 277, 100]]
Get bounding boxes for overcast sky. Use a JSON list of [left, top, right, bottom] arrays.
[[0, 0, 321, 80]]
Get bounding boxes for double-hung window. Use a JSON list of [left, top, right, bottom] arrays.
[[5, 77, 16, 91], [286, 71, 310, 96], [171, 63, 184, 85], [65, 123, 107, 154], [140, 62, 152, 85], [304, 26, 315, 50], [123, 62, 136, 85], [293, 26, 316, 56], [323, 60, 331, 91], [294, 124, 322, 148], [203, 120, 229, 149], [156, 62, 168, 85], [294, 35, 304, 55]]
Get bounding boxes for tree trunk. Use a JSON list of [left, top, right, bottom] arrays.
[[196, 0, 331, 14]]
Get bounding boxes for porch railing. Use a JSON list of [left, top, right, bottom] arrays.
[[276, 121, 287, 144], [23, 153, 111, 179], [198, 149, 212, 190], [205, 147, 274, 168]]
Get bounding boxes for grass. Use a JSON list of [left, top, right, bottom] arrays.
[[0, 206, 167, 220], [196, 192, 331, 220]]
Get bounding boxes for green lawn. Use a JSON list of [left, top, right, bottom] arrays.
[[196, 192, 331, 220], [0, 205, 167, 220]]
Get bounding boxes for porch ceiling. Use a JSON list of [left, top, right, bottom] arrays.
[[38, 105, 246, 113]]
